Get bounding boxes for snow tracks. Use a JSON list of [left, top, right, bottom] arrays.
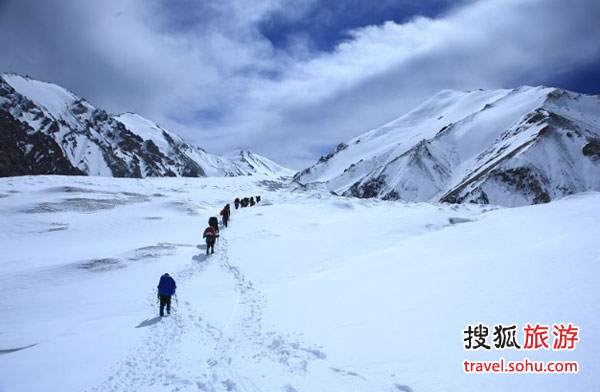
[[88, 234, 403, 392], [87, 238, 327, 392]]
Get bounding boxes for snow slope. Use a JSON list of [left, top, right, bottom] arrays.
[[294, 87, 600, 206], [0, 175, 598, 392], [0, 73, 293, 178], [1, 73, 78, 118], [114, 113, 248, 177], [223, 148, 296, 177]]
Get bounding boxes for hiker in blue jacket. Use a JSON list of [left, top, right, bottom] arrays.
[[157, 273, 177, 317]]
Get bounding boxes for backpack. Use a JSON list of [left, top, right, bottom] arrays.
[[209, 216, 218, 228], [204, 226, 216, 241]]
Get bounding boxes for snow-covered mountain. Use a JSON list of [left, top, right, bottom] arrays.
[[0, 73, 293, 178], [294, 86, 600, 206], [222, 148, 296, 177]]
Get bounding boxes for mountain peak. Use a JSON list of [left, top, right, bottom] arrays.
[[223, 148, 296, 177]]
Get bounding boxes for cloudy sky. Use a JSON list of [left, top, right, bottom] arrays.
[[1, 0, 599, 168]]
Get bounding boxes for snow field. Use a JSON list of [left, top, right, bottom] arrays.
[[0, 175, 599, 391]]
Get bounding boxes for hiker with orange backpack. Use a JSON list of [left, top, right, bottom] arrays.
[[220, 205, 231, 228]]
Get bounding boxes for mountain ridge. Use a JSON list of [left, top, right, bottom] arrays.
[[294, 86, 600, 206], [0, 73, 293, 178]]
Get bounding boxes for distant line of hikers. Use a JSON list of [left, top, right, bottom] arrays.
[[204, 195, 261, 255], [234, 195, 261, 209], [157, 195, 262, 316]]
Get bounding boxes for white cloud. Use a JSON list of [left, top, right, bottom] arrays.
[[1, 0, 599, 169]]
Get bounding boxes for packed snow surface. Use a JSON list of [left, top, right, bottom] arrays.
[[0, 175, 598, 392]]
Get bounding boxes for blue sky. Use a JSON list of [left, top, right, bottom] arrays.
[[536, 59, 600, 95], [260, 0, 471, 53], [1, 0, 599, 168]]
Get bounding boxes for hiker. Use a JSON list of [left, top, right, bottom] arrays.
[[256, 195, 261, 203], [220, 205, 230, 227], [250, 197, 255, 206], [157, 273, 177, 317], [203, 224, 218, 255], [234, 198, 240, 209]]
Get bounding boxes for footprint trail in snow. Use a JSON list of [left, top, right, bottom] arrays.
[[88, 238, 345, 392]]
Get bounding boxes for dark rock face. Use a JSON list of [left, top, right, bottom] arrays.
[[583, 139, 600, 160], [347, 176, 387, 198], [0, 109, 83, 176], [478, 167, 550, 204], [317, 142, 349, 164], [292, 167, 311, 182], [382, 190, 400, 201]]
